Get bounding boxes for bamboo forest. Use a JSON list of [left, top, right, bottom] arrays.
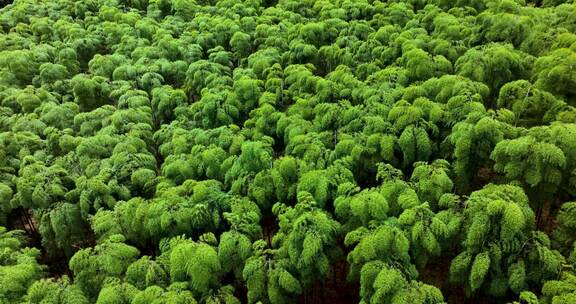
[[1, 0, 576, 303]]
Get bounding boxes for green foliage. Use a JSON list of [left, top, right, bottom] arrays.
[[398, 125, 433, 168], [270, 156, 301, 204], [160, 234, 222, 297], [359, 261, 445, 304], [69, 235, 140, 298], [534, 48, 576, 103], [242, 240, 303, 304], [151, 86, 188, 125], [0, 0, 574, 303], [0, 227, 45, 303], [346, 220, 415, 282], [553, 202, 576, 254], [410, 160, 454, 208], [297, 164, 355, 209], [400, 48, 452, 82], [541, 272, 576, 304], [125, 256, 169, 290], [497, 80, 567, 126], [13, 158, 74, 210], [456, 43, 533, 95], [93, 180, 232, 245], [273, 197, 342, 288], [449, 184, 564, 297], [446, 113, 507, 192], [131, 285, 196, 304], [226, 141, 273, 195], [399, 202, 450, 267], [335, 188, 389, 231], [0, 183, 13, 224], [491, 123, 576, 199], [38, 202, 89, 258], [470, 251, 491, 291], [218, 230, 252, 279], [95, 279, 138, 304], [70, 75, 112, 111], [492, 135, 566, 191], [26, 276, 89, 304]]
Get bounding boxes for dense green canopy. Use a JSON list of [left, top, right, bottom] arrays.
[[0, 0, 575, 303]]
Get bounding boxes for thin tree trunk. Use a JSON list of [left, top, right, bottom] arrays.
[[19, 215, 30, 235], [22, 209, 37, 236], [538, 199, 552, 231]]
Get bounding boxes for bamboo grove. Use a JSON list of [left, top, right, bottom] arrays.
[[1, 0, 576, 303]]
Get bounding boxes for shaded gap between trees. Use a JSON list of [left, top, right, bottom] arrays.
[[0, 0, 13, 9]]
